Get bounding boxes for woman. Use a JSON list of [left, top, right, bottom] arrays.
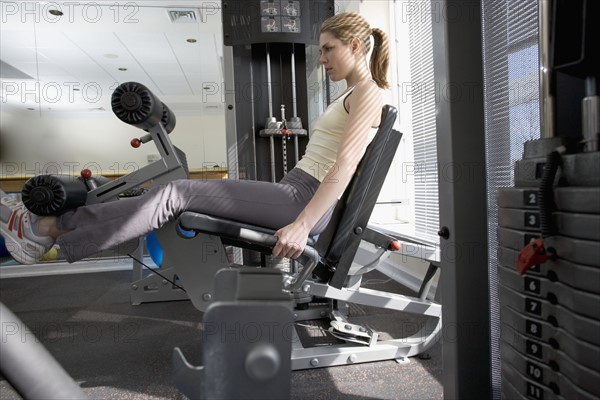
[[1, 12, 390, 265]]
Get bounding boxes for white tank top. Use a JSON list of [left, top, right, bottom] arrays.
[[296, 89, 378, 182]]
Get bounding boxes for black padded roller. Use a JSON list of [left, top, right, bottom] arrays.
[[21, 175, 88, 216], [111, 82, 164, 130], [160, 102, 176, 133]]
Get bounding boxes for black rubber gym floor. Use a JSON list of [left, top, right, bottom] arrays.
[[0, 268, 442, 399]]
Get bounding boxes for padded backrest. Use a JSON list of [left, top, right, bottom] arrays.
[[315, 105, 401, 288]]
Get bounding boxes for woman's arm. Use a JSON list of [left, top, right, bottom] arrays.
[[273, 81, 383, 258]]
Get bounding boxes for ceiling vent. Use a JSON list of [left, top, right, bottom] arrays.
[[168, 9, 199, 23]]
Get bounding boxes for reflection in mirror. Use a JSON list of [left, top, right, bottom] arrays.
[[0, 1, 226, 179]]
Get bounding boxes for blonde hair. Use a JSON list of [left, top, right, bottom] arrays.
[[320, 12, 390, 89]]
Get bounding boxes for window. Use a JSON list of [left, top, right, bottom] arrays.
[[379, 0, 439, 244]]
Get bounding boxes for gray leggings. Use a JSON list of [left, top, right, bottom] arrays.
[[56, 168, 332, 263]]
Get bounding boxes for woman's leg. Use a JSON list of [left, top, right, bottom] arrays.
[[55, 169, 327, 263]]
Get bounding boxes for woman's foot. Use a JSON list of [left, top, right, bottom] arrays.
[[0, 195, 55, 264]]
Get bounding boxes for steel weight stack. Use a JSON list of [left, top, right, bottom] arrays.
[[496, 138, 600, 400]]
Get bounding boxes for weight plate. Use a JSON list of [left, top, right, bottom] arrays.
[[500, 304, 600, 364], [501, 322, 600, 377], [497, 264, 600, 320], [501, 344, 598, 399], [499, 284, 600, 346], [498, 246, 600, 293]]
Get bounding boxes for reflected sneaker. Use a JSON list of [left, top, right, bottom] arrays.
[[0, 195, 54, 264]]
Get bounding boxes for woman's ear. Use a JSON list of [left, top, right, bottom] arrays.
[[351, 37, 361, 54]]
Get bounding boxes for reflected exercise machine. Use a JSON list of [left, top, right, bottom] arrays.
[[20, 81, 191, 304]]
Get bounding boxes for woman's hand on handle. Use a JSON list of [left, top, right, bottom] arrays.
[[273, 220, 311, 259]]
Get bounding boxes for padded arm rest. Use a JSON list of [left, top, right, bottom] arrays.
[[178, 212, 316, 247], [177, 211, 319, 290], [179, 212, 276, 244]]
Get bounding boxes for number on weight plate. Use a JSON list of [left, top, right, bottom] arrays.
[[526, 320, 542, 338], [524, 190, 538, 206], [527, 382, 544, 400], [526, 298, 542, 316], [524, 277, 541, 294], [525, 212, 540, 228], [527, 361, 544, 382], [526, 340, 543, 358]]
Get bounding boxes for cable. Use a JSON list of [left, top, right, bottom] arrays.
[[538, 146, 565, 238], [127, 254, 186, 292]]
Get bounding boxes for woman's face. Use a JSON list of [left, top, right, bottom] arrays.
[[319, 31, 356, 82]]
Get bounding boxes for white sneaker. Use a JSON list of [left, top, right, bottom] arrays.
[[1, 195, 55, 264]]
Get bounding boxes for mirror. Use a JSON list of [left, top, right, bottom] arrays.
[[0, 1, 227, 181]]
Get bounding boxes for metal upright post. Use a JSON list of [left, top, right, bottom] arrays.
[[223, 45, 240, 181], [266, 45, 277, 182], [538, 0, 555, 139], [430, 0, 492, 398]]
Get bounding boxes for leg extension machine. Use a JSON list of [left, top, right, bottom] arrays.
[[156, 105, 442, 398]]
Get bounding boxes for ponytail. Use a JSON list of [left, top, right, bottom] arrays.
[[370, 28, 390, 89]]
